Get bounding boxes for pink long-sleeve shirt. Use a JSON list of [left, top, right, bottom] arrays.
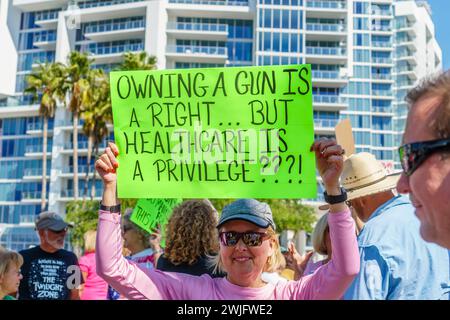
[[96, 209, 359, 300]]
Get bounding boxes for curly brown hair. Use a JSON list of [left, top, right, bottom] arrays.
[[164, 199, 219, 265]]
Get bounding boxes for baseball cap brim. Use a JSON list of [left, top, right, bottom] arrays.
[[40, 220, 70, 231], [217, 214, 271, 230]]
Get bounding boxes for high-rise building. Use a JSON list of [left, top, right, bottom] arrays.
[[0, 0, 442, 250]]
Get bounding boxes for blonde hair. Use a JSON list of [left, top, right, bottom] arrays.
[[83, 230, 97, 253], [0, 251, 23, 283], [209, 226, 283, 275], [312, 213, 330, 256], [164, 200, 219, 265]]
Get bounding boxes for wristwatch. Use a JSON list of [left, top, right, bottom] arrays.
[[100, 203, 121, 213], [323, 187, 347, 205]]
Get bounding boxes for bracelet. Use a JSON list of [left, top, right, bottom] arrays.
[[100, 203, 121, 213]]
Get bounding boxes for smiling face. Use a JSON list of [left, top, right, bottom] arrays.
[[397, 94, 450, 248], [219, 220, 275, 288], [0, 262, 22, 296]]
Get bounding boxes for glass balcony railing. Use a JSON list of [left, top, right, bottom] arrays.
[[372, 57, 392, 64], [372, 9, 391, 16], [33, 31, 57, 43], [84, 19, 145, 34], [21, 191, 43, 200], [61, 189, 103, 198], [62, 165, 90, 174], [372, 73, 391, 80], [312, 70, 340, 80], [397, 80, 414, 87], [25, 145, 52, 153], [314, 119, 339, 128], [313, 95, 346, 104], [372, 106, 391, 113], [306, 47, 346, 56], [167, 45, 228, 56], [306, 23, 345, 32], [24, 168, 45, 177], [78, 0, 145, 9], [372, 25, 392, 32], [306, 1, 346, 9], [78, 41, 144, 55], [372, 41, 391, 48], [35, 10, 59, 22], [372, 89, 392, 96], [168, 0, 249, 6], [167, 22, 228, 33], [0, 96, 36, 107], [396, 65, 414, 73], [63, 141, 108, 150]]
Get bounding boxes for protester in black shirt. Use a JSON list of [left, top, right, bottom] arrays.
[[18, 212, 83, 300], [157, 200, 225, 277]]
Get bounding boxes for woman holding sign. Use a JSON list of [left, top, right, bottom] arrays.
[[95, 138, 359, 299]]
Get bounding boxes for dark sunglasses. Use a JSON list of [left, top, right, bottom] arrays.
[[398, 138, 450, 176], [122, 225, 133, 233], [219, 231, 270, 247]]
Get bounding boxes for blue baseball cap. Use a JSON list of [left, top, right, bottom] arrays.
[[217, 199, 276, 230]]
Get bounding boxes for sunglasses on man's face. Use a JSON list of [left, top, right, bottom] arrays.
[[398, 138, 450, 176], [219, 231, 270, 247]]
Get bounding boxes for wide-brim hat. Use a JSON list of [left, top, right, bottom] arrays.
[[319, 152, 401, 211]]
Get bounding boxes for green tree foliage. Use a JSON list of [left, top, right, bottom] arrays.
[[209, 199, 316, 232], [66, 200, 99, 250]]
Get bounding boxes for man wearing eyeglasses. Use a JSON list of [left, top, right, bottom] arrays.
[[397, 71, 450, 250], [17, 212, 83, 300]]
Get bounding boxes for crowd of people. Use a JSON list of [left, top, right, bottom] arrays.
[[1, 70, 450, 300]]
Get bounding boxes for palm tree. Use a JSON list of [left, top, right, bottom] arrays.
[[25, 63, 66, 211], [65, 52, 92, 201], [118, 51, 157, 71], [80, 69, 112, 201]]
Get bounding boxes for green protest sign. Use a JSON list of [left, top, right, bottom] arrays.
[[130, 198, 183, 247], [110, 64, 316, 199]]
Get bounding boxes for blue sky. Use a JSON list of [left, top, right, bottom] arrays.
[[428, 0, 450, 69]]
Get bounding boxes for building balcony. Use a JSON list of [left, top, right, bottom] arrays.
[[23, 168, 49, 181], [21, 191, 44, 203], [24, 145, 52, 158], [79, 42, 144, 64], [371, 9, 391, 17], [372, 73, 392, 81], [168, 0, 248, 6], [166, 22, 228, 41], [167, 0, 251, 19], [305, 23, 346, 41], [372, 57, 393, 65], [306, 47, 347, 64], [33, 9, 59, 29], [59, 189, 103, 201], [305, 1, 346, 18], [61, 141, 107, 155], [59, 165, 91, 178], [314, 118, 339, 134], [372, 41, 392, 49], [372, 90, 394, 99], [33, 32, 57, 50], [166, 45, 228, 63], [313, 95, 347, 111], [26, 122, 54, 136], [84, 20, 145, 42], [371, 25, 392, 33], [312, 70, 347, 87]]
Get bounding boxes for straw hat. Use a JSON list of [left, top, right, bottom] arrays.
[[319, 152, 401, 210]]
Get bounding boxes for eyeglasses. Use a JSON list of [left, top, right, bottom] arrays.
[[219, 231, 270, 247], [398, 138, 450, 176]]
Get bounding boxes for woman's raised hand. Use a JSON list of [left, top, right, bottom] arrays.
[[95, 142, 120, 187]]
